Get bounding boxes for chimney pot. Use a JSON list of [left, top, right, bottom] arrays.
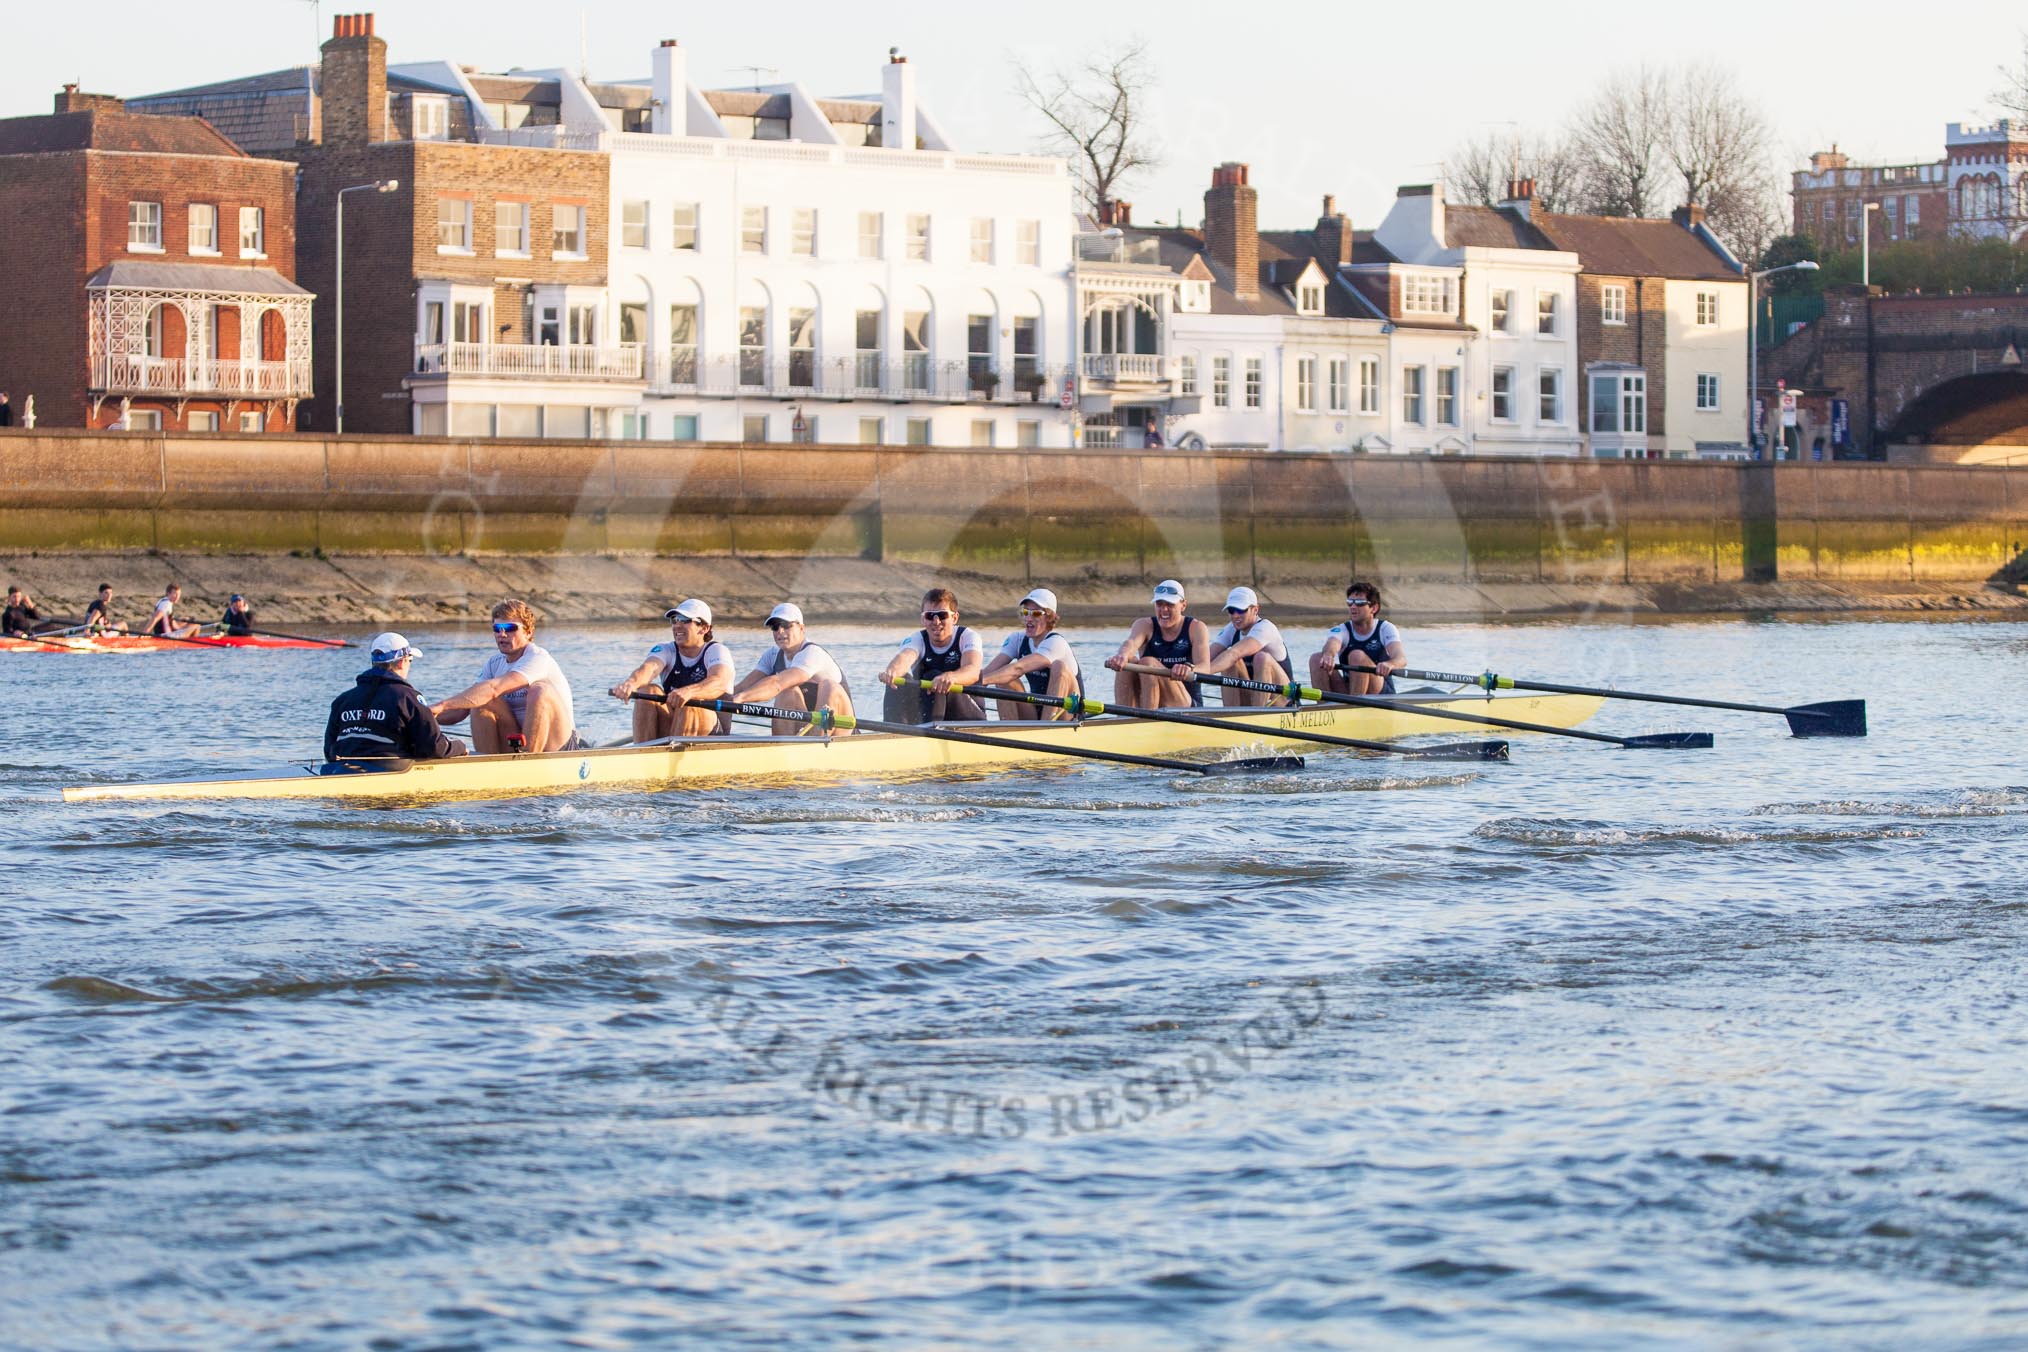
[[660, 38, 679, 47]]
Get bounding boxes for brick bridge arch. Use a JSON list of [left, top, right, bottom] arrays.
[[1767, 288, 2028, 453]]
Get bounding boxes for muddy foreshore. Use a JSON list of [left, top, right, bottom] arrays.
[[6, 551, 2023, 629]]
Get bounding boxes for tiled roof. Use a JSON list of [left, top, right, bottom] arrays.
[[128, 69, 316, 155], [1443, 204, 1555, 250], [0, 110, 245, 158], [86, 262, 310, 296], [1126, 226, 1371, 319], [1528, 210, 1741, 280]]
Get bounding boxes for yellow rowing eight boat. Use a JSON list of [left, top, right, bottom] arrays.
[[61, 691, 1603, 804]]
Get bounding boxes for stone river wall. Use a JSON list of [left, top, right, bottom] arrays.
[[3, 430, 2024, 625]]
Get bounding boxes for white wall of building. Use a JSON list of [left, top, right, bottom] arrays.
[[1661, 278, 1748, 456], [603, 60, 1079, 448]]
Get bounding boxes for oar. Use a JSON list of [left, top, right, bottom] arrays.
[[244, 627, 354, 648], [927, 680, 1509, 762], [634, 693, 1301, 776], [1394, 666, 1865, 739], [1142, 667, 1712, 750]]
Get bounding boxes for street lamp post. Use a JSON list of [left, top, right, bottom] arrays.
[[335, 179, 400, 434], [1862, 202, 1879, 288], [1749, 259, 1820, 458]]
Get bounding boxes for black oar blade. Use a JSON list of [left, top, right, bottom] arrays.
[[1620, 732, 1715, 750], [1198, 755, 1305, 776], [1785, 699, 1867, 738], [1404, 740, 1511, 762]]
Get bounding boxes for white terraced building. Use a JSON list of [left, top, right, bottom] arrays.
[[472, 43, 1081, 447]]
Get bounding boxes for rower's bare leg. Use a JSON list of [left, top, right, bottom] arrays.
[[1043, 660, 1077, 721], [982, 675, 1036, 721], [520, 683, 572, 752], [1149, 675, 1193, 709], [470, 701, 517, 754], [1250, 653, 1293, 706], [929, 689, 985, 721], [675, 703, 722, 737], [1337, 658, 1381, 696], [632, 684, 672, 743], [815, 676, 857, 736], [771, 682, 810, 737], [1113, 667, 1138, 706]]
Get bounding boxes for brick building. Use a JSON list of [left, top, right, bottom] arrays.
[[0, 88, 311, 431], [1791, 147, 1947, 251], [264, 14, 624, 435], [1521, 193, 1747, 458]]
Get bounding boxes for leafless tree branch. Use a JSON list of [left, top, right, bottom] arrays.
[[1013, 39, 1161, 218]]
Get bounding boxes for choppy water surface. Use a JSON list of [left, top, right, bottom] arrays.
[[4, 617, 2026, 1348]]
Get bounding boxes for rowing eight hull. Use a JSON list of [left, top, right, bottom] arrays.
[[61, 693, 1604, 804]]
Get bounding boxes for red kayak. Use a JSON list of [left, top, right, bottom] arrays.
[[3, 632, 344, 653]]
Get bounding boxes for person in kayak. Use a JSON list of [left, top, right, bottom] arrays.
[[325, 632, 467, 762], [219, 594, 256, 636]]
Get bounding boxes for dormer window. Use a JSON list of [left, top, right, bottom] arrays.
[[1298, 283, 1324, 314], [1401, 272, 1455, 315], [412, 95, 449, 141], [1179, 280, 1211, 313]]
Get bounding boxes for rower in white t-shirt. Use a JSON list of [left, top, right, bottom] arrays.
[[609, 598, 736, 741], [735, 602, 856, 736], [978, 587, 1082, 721], [429, 600, 581, 753], [1204, 586, 1293, 708]]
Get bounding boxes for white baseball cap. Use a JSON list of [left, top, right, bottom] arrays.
[[1020, 588, 1059, 613], [1225, 586, 1260, 611], [766, 602, 805, 626], [1152, 579, 1186, 603], [369, 631, 418, 663], [664, 598, 713, 624]]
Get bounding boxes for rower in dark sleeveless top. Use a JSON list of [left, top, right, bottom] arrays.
[[878, 587, 986, 722], [1104, 578, 1210, 708], [1309, 580, 1405, 697], [609, 598, 737, 741]]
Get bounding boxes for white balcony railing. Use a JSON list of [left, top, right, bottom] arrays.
[[1082, 353, 1167, 384], [94, 354, 311, 397], [649, 355, 1070, 405], [415, 342, 645, 381]]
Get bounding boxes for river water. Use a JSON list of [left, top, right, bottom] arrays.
[[3, 616, 2025, 1349]]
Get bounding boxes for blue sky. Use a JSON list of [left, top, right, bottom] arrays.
[[10, 0, 2023, 229]]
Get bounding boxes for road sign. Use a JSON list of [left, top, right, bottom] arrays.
[[1060, 376, 1076, 410], [1780, 390, 1798, 428]]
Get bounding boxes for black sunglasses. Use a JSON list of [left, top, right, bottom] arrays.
[[922, 610, 952, 621]]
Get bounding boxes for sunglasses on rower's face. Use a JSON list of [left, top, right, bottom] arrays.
[[1225, 606, 1249, 616], [1019, 609, 1046, 620], [766, 620, 793, 632], [1347, 598, 1375, 608], [922, 610, 952, 621], [493, 622, 522, 634]]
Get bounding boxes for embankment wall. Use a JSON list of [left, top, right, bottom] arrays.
[[4, 430, 2024, 622]]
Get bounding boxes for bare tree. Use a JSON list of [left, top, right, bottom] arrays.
[[1014, 39, 1160, 219], [1568, 66, 1674, 217], [1994, 35, 2028, 118], [1447, 130, 1588, 211]]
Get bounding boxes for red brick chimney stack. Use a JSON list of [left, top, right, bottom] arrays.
[[53, 84, 125, 115], [321, 12, 387, 147], [1098, 200, 1134, 227], [1316, 192, 1353, 266], [1672, 203, 1708, 229], [1204, 162, 1259, 299]]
